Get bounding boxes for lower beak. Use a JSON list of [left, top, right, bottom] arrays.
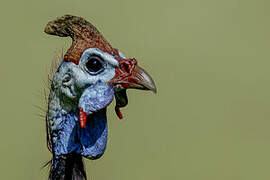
[[122, 65, 157, 93]]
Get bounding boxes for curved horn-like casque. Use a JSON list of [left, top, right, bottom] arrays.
[[44, 15, 116, 64]]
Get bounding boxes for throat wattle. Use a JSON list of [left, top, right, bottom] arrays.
[[77, 108, 108, 159]]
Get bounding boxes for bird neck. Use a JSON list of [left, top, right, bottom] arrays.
[[47, 89, 87, 180]]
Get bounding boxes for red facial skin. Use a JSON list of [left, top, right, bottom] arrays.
[[109, 55, 156, 93], [109, 57, 139, 89]]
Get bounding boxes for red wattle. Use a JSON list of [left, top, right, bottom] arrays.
[[79, 107, 88, 128], [115, 107, 123, 119]]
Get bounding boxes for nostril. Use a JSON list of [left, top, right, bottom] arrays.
[[122, 62, 130, 74]]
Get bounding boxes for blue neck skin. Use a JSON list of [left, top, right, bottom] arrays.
[[49, 83, 114, 162], [51, 108, 108, 160]]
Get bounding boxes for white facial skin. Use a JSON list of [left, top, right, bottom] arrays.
[[52, 48, 118, 100], [48, 48, 120, 128]]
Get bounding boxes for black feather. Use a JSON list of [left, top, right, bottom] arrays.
[[49, 153, 87, 180]]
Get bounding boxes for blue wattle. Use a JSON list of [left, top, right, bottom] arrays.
[[77, 109, 108, 159], [78, 82, 114, 114], [78, 83, 114, 158]]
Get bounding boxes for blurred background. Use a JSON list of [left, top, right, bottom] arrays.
[[0, 0, 270, 179]]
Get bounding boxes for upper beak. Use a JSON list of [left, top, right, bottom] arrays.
[[109, 58, 157, 93]]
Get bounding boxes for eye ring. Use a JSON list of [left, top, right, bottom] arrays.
[[85, 55, 105, 74]]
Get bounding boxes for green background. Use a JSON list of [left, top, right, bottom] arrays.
[[1, 0, 270, 179]]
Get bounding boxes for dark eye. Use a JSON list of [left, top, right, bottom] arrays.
[[86, 56, 103, 73]]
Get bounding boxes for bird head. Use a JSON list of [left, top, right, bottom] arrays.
[[45, 15, 156, 159]]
